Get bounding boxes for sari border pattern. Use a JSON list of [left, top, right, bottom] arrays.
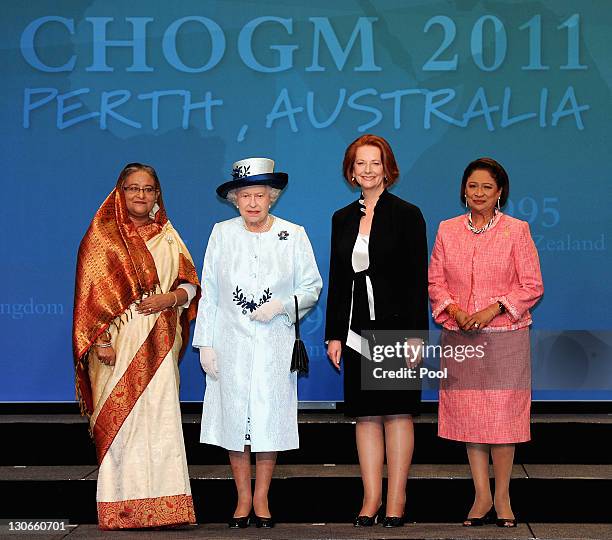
[[98, 494, 196, 530], [92, 308, 176, 464]]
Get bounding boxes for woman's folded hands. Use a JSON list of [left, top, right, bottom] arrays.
[[249, 299, 285, 322]]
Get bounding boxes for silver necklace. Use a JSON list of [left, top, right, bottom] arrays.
[[467, 209, 498, 234]]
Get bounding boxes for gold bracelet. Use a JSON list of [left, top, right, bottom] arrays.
[[171, 291, 178, 308]]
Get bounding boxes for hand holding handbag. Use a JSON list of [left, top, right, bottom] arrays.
[[290, 295, 309, 374]]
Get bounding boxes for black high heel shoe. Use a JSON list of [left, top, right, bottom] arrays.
[[496, 517, 517, 528], [381, 515, 405, 528], [463, 506, 496, 527], [254, 515, 274, 528], [227, 515, 250, 529], [353, 506, 383, 527]]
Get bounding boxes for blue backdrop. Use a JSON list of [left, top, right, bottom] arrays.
[[1, 0, 610, 402]]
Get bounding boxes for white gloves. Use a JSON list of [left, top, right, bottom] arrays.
[[199, 347, 219, 379], [249, 298, 285, 322]]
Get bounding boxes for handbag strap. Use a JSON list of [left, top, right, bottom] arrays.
[[294, 295, 300, 340]]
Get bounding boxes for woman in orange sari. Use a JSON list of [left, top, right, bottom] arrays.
[[72, 163, 200, 530]]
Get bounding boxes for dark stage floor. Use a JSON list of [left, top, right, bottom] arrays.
[[2, 522, 612, 539]]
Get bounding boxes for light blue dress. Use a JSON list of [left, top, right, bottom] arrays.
[[193, 216, 322, 451]]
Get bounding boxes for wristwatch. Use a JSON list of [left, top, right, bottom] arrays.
[[497, 301, 506, 314]]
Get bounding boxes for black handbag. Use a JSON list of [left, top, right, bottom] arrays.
[[290, 295, 309, 374]]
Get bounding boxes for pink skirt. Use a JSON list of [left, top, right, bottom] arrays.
[[437, 328, 531, 444]]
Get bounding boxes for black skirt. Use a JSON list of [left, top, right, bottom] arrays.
[[342, 343, 422, 418]]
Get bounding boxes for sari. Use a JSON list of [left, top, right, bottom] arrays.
[[73, 179, 200, 529]]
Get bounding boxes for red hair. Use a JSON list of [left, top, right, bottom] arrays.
[[342, 134, 400, 187]]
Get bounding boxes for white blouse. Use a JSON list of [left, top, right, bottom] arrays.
[[346, 234, 376, 355]]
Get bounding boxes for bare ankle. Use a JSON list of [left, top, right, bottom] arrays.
[[360, 498, 382, 515], [234, 496, 252, 517], [471, 495, 493, 512]]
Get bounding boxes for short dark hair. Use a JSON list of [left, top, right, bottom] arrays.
[[342, 134, 400, 187], [460, 157, 510, 207]]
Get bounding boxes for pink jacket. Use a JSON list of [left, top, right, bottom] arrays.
[[428, 212, 544, 332]]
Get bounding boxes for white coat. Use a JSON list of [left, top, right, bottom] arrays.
[[193, 216, 322, 451]]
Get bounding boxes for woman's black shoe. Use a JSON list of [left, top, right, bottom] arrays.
[[496, 517, 517, 528], [463, 506, 496, 527], [254, 515, 275, 528], [353, 506, 382, 527], [227, 516, 250, 529], [353, 514, 377, 527], [381, 515, 404, 528]]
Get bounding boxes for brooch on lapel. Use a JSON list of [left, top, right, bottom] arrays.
[[278, 230, 289, 241]]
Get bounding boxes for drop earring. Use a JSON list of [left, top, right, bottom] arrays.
[[497, 197, 501, 209], [465, 195, 468, 208]]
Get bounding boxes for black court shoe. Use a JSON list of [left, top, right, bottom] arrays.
[[353, 506, 383, 527], [381, 515, 405, 528], [227, 515, 250, 529], [254, 515, 274, 528], [463, 506, 496, 527]]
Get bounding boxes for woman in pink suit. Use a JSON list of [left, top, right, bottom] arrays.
[[428, 157, 543, 528]]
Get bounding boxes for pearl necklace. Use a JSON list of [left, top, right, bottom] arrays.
[[467, 209, 498, 234], [242, 214, 273, 233]]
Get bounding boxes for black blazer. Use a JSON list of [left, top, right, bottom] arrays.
[[325, 189, 429, 342]]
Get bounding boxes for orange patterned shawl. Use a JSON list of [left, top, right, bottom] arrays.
[[72, 178, 200, 416]]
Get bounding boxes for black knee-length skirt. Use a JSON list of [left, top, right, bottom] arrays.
[[342, 344, 421, 417]]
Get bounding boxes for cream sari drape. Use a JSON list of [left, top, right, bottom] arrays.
[[88, 222, 195, 529]]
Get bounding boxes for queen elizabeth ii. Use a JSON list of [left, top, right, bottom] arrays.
[[192, 157, 322, 528]]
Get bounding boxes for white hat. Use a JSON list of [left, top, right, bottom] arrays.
[[216, 157, 288, 199]]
